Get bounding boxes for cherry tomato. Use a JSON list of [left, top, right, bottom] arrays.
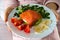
[[24, 25, 30, 33], [11, 18, 17, 23], [17, 24, 26, 30], [14, 22, 19, 26], [18, 20, 23, 25], [17, 25, 23, 30], [11, 18, 24, 26]]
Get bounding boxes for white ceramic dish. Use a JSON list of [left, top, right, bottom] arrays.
[[7, 4, 56, 39]]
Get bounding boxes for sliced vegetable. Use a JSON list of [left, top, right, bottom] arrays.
[[34, 19, 42, 26], [17, 24, 26, 30], [11, 18, 17, 23], [34, 23, 48, 33], [14, 22, 19, 26], [11, 18, 24, 26], [18, 20, 24, 25], [17, 25, 23, 30], [24, 25, 30, 33], [41, 19, 51, 25]]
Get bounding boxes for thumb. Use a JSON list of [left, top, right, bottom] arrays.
[[4, 6, 14, 22]]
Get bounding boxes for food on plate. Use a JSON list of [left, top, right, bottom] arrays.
[[20, 10, 42, 26], [11, 18, 23, 26], [41, 19, 51, 25], [11, 4, 51, 33], [11, 17, 30, 33], [24, 25, 30, 33], [14, 5, 50, 19], [17, 24, 27, 30], [34, 24, 48, 33], [34, 19, 51, 33]]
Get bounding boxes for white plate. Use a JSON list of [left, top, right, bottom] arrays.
[[8, 4, 56, 39]]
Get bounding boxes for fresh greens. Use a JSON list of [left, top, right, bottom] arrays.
[[15, 4, 50, 19], [13, 12, 19, 17], [16, 6, 19, 10], [34, 19, 42, 26]]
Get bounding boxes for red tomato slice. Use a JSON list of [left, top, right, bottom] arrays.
[[18, 20, 23, 25], [17, 24, 26, 30], [13, 20, 23, 26], [11, 18, 24, 26], [11, 18, 17, 23], [17, 25, 23, 30], [24, 25, 30, 33], [14, 22, 19, 26]]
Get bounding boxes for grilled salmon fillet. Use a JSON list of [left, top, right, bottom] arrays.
[[20, 10, 42, 26]]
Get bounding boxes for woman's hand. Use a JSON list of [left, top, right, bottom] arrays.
[[4, 0, 60, 40], [4, 0, 19, 22], [41, 9, 60, 40], [5, 6, 14, 22]]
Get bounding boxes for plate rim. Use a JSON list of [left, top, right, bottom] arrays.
[[7, 4, 57, 39]]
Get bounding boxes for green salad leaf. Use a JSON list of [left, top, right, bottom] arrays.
[[15, 4, 50, 19], [33, 19, 42, 26]]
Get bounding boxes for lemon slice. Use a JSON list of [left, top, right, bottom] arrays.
[[41, 19, 51, 25], [34, 23, 48, 33]]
